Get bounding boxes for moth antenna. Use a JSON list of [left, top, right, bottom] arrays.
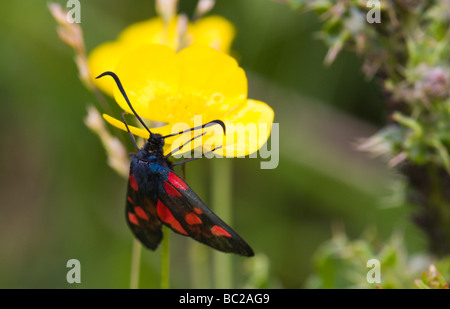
[[162, 119, 226, 139], [96, 71, 153, 137]]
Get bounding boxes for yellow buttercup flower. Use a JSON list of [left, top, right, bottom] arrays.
[[88, 15, 235, 96], [101, 44, 274, 157]]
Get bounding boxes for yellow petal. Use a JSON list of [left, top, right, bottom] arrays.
[[113, 44, 180, 122], [112, 45, 248, 125], [103, 114, 149, 138], [103, 114, 174, 138], [118, 17, 184, 51], [208, 99, 275, 157], [176, 45, 247, 121], [191, 15, 236, 53], [88, 41, 126, 96], [88, 17, 185, 96], [88, 15, 238, 98]]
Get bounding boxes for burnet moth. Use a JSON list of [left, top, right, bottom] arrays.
[[96, 72, 254, 257]]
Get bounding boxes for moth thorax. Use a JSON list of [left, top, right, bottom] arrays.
[[143, 134, 165, 154]]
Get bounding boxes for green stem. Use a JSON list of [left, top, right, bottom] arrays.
[[212, 159, 233, 289], [189, 242, 210, 288], [161, 225, 170, 289], [130, 239, 142, 289]]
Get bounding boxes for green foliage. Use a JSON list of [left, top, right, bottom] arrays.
[[288, 0, 450, 171], [286, 0, 450, 282], [414, 264, 449, 289], [307, 228, 450, 288]]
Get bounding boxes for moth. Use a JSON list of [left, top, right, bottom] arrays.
[[96, 72, 254, 257]]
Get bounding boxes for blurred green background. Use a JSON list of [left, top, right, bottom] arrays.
[[0, 0, 427, 288]]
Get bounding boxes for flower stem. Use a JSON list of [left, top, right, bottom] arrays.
[[189, 242, 210, 288], [212, 159, 233, 288], [130, 239, 142, 289], [160, 225, 170, 289]]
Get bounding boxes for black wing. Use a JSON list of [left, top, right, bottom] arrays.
[[125, 173, 163, 250], [155, 169, 254, 257]]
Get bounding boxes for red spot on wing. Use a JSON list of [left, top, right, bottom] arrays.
[[156, 200, 187, 235], [129, 174, 138, 191], [211, 225, 232, 238], [193, 207, 203, 214], [185, 212, 202, 225], [127, 197, 133, 204], [134, 206, 149, 220], [164, 181, 182, 197], [168, 172, 188, 190], [128, 212, 139, 226]]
